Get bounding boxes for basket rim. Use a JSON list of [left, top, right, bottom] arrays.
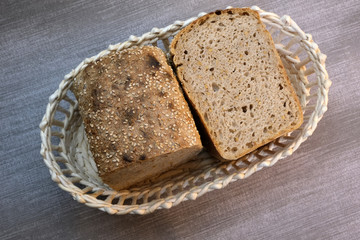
[[39, 5, 331, 215]]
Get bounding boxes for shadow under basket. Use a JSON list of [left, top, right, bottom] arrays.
[[40, 6, 331, 215]]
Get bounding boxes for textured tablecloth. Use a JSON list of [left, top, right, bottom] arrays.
[[1, 0, 360, 239]]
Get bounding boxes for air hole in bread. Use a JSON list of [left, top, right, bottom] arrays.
[[212, 83, 220, 92], [271, 114, 275, 118], [227, 10, 233, 15], [204, 112, 208, 121], [253, 32, 257, 37], [250, 104, 253, 110], [210, 67, 214, 71], [229, 129, 235, 133], [252, 132, 255, 137], [215, 10, 222, 15], [283, 101, 287, 107], [246, 142, 253, 148], [242, 106, 247, 113], [263, 127, 268, 133], [184, 50, 188, 54], [245, 50, 249, 55], [219, 22, 225, 27], [243, 62, 246, 65], [251, 77, 255, 81], [250, 112, 254, 118], [232, 147, 238, 152], [279, 84, 283, 90], [242, 12, 249, 16], [244, 71, 249, 77]]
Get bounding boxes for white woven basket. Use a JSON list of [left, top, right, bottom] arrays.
[[40, 6, 331, 215]]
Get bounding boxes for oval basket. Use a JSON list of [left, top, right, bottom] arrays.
[[40, 6, 331, 215]]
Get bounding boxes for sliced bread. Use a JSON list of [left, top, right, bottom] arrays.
[[170, 8, 303, 160]]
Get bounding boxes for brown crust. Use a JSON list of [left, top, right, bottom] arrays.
[[71, 46, 202, 184], [170, 8, 303, 161]]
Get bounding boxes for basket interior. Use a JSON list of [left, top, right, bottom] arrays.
[[44, 9, 326, 213]]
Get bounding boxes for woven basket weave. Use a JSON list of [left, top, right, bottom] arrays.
[[39, 6, 331, 215]]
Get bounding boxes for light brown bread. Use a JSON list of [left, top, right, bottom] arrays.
[[71, 46, 202, 190], [170, 8, 303, 160]]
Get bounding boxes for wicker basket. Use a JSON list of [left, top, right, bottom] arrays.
[[39, 6, 331, 215]]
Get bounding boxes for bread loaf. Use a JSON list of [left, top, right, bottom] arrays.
[[170, 8, 303, 160], [71, 46, 202, 190]]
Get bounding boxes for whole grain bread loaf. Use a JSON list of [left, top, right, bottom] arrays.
[[71, 46, 202, 190], [170, 8, 303, 160]]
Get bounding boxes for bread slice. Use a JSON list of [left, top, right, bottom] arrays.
[[71, 46, 202, 190], [170, 8, 303, 160]]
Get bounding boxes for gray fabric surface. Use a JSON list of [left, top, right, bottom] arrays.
[[1, 0, 359, 239]]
